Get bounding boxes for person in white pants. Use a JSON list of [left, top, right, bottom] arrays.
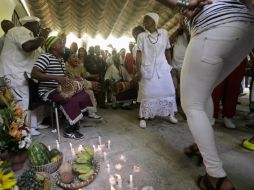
[[157, 0, 254, 189]]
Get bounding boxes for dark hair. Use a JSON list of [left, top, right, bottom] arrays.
[[132, 26, 145, 37]]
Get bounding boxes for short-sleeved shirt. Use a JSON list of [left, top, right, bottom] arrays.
[[33, 53, 65, 97], [1, 26, 43, 77]]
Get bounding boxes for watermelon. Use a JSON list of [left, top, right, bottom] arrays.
[[49, 148, 61, 158], [28, 142, 50, 166]]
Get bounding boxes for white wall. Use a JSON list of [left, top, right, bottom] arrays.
[[0, 0, 16, 36]]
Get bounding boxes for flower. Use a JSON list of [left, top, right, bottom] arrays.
[[0, 168, 17, 190], [0, 101, 31, 153]]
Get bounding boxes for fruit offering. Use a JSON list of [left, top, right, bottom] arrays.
[[28, 142, 62, 166], [73, 147, 95, 181], [17, 169, 51, 190]]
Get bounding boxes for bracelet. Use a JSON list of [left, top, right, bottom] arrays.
[[176, 0, 189, 9]]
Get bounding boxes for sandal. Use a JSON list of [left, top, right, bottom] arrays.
[[184, 143, 203, 166], [241, 139, 254, 151], [197, 174, 235, 190]]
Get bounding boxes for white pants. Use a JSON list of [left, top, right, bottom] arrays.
[[3, 74, 43, 129], [181, 22, 254, 177], [4, 74, 29, 110]]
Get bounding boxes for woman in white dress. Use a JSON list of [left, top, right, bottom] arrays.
[[136, 12, 178, 128]]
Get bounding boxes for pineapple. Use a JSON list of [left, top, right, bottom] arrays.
[[17, 169, 43, 190]]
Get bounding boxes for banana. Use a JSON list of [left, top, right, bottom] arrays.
[[73, 164, 92, 174], [84, 147, 94, 157], [78, 169, 94, 181]]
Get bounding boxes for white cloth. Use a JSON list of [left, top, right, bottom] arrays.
[[104, 64, 132, 82], [0, 35, 4, 54], [181, 22, 254, 177], [1, 26, 43, 110], [20, 16, 40, 25], [145, 12, 159, 27], [137, 28, 177, 119], [0, 35, 5, 77], [132, 44, 138, 61], [1, 27, 43, 77], [172, 32, 188, 69]]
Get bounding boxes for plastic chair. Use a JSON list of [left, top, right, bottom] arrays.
[[24, 72, 61, 142]]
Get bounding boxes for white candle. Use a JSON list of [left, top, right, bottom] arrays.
[[103, 152, 107, 161], [107, 140, 111, 149], [110, 185, 115, 190], [115, 174, 122, 188], [56, 140, 60, 150], [109, 175, 116, 187], [78, 145, 82, 153], [71, 148, 75, 158], [115, 163, 122, 170], [69, 143, 73, 149], [130, 174, 133, 188], [48, 145, 51, 151], [107, 163, 110, 172], [120, 155, 126, 162], [93, 145, 96, 152], [99, 136, 102, 145], [97, 145, 102, 152]]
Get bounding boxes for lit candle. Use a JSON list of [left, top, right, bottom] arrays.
[[129, 174, 133, 188], [107, 163, 110, 173], [71, 148, 75, 158], [78, 145, 82, 153], [107, 140, 111, 149], [48, 145, 51, 151], [93, 145, 96, 152], [69, 143, 73, 149], [56, 140, 60, 150], [109, 175, 116, 188], [97, 145, 102, 152], [103, 152, 107, 161], [115, 163, 122, 170], [115, 174, 122, 188], [99, 136, 102, 145], [120, 155, 126, 162], [110, 185, 115, 190]]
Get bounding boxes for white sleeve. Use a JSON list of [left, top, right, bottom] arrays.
[[7, 27, 34, 49]]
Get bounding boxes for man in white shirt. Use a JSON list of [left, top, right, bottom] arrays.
[[0, 20, 14, 85], [0, 16, 50, 135]]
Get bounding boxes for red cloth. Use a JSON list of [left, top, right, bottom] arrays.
[[125, 53, 135, 75], [212, 59, 247, 118], [48, 90, 92, 125]]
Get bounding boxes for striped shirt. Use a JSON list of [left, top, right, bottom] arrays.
[[34, 53, 66, 97], [190, 0, 254, 36]]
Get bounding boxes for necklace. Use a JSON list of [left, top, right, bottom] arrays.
[[147, 32, 160, 44]]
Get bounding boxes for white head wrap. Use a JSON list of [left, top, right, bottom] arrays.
[[19, 16, 40, 25], [145, 12, 159, 28]]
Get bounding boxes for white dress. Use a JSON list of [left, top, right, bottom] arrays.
[[137, 29, 177, 119]]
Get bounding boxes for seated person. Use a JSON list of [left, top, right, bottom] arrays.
[[65, 53, 101, 119], [104, 54, 137, 109], [85, 46, 107, 108], [31, 36, 93, 139]]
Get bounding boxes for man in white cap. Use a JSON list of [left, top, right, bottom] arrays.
[[0, 15, 50, 135]]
